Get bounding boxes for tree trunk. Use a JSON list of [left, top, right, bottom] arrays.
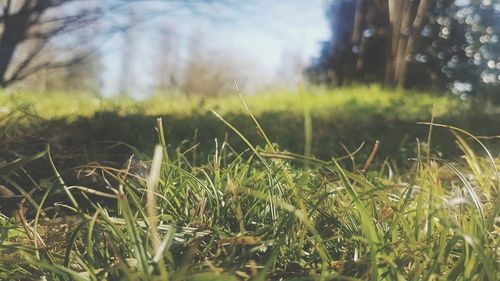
[[395, 0, 429, 88], [384, 0, 429, 89], [0, 4, 31, 87]]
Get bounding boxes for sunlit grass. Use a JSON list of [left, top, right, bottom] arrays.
[[0, 85, 465, 120]]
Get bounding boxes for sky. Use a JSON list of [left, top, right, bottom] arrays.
[[100, 0, 330, 97]]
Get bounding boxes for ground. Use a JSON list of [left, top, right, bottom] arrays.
[[0, 86, 499, 280]]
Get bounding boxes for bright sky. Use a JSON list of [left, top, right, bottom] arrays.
[[101, 0, 330, 97]]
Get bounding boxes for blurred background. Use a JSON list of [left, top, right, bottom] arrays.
[[1, 0, 500, 165], [1, 0, 328, 97], [2, 0, 500, 99]]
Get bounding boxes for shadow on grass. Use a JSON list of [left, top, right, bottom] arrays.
[[0, 107, 499, 215], [2, 108, 499, 165]]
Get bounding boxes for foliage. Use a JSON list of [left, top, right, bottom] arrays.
[[308, 0, 500, 96]]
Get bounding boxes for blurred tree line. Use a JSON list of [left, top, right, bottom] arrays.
[[307, 0, 500, 98], [0, 0, 109, 93], [0, 0, 251, 97]]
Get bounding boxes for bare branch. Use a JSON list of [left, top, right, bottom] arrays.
[[11, 45, 101, 84], [8, 39, 50, 82]]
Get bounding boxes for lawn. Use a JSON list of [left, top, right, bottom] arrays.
[[0, 86, 499, 280], [1, 85, 499, 161]]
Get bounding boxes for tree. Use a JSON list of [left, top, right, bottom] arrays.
[[431, 0, 500, 96], [152, 25, 180, 92], [0, 0, 111, 87], [384, 0, 433, 87], [118, 6, 139, 96], [180, 32, 250, 97], [0, 0, 236, 90], [308, 0, 500, 96], [45, 50, 102, 93], [307, 0, 387, 86]]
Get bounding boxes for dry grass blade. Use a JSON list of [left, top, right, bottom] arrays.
[[147, 145, 163, 248]]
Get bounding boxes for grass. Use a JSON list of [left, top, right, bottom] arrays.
[[0, 85, 468, 119], [0, 86, 499, 280], [1, 85, 499, 164]]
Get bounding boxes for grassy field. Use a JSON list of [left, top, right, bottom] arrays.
[[0, 86, 499, 280], [1, 85, 499, 161]]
